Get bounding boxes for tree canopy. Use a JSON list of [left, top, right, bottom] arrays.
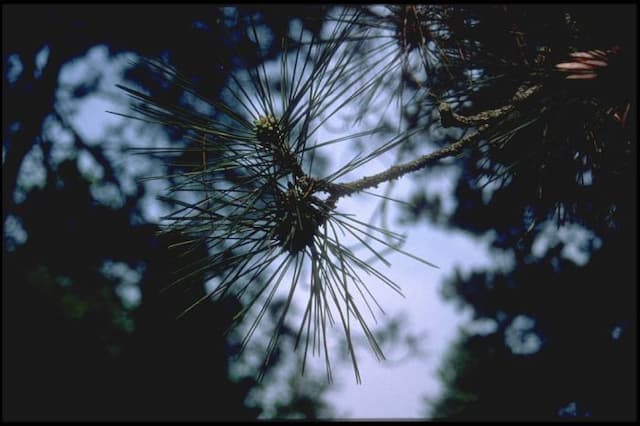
[[3, 4, 636, 421]]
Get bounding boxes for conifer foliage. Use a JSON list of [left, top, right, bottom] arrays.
[[117, 5, 634, 382]]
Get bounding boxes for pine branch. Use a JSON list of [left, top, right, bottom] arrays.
[[438, 84, 543, 128], [323, 124, 489, 206]]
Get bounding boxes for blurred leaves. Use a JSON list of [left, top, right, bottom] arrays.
[[3, 5, 335, 420], [419, 5, 636, 420]]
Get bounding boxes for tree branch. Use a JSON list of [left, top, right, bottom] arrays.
[[317, 84, 542, 207], [323, 124, 489, 206], [438, 83, 542, 128]]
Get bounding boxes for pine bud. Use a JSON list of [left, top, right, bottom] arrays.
[[253, 115, 285, 148]]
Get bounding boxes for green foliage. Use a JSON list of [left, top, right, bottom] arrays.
[[4, 5, 339, 419], [118, 7, 439, 383], [116, 4, 634, 403], [415, 4, 636, 420]]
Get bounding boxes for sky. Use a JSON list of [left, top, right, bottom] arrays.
[[302, 110, 494, 419], [18, 12, 501, 419], [283, 12, 495, 418]]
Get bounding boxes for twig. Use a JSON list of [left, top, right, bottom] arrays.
[[438, 83, 542, 128], [323, 124, 489, 206], [319, 81, 543, 205]]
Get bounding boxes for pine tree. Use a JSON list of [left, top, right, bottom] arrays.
[[118, 5, 635, 386]]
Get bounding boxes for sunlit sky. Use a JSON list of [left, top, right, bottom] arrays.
[[301, 109, 493, 419], [270, 13, 493, 418]]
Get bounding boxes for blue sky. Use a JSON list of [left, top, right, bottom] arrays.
[[300, 103, 494, 418]]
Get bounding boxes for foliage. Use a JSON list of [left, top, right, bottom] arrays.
[[4, 3, 635, 420], [117, 7, 439, 383], [406, 4, 636, 420], [117, 4, 634, 391], [3, 4, 335, 420]]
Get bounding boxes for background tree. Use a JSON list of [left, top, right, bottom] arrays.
[[400, 4, 636, 420], [3, 4, 334, 420]]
